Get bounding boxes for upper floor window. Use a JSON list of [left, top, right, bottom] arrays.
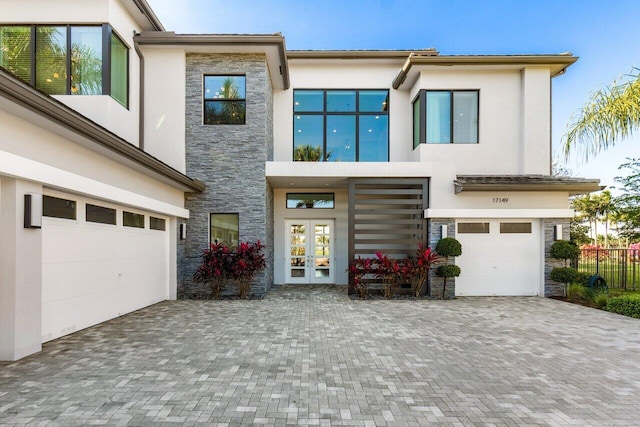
[[204, 75, 246, 124], [413, 90, 478, 148], [0, 24, 129, 107], [293, 89, 389, 162]]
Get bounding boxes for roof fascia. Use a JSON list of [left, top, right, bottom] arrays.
[[134, 32, 290, 89]]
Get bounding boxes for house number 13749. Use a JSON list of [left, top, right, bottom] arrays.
[[493, 198, 509, 203]]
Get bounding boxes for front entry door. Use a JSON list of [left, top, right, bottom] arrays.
[[286, 219, 334, 284]]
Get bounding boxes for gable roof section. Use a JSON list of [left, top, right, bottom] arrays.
[[454, 175, 602, 196], [0, 68, 204, 193], [134, 32, 290, 90]]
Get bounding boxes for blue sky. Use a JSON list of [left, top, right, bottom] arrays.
[[148, 0, 640, 189]]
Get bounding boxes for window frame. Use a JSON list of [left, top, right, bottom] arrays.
[[210, 213, 239, 247], [203, 74, 246, 125], [293, 89, 390, 162], [286, 193, 335, 209], [42, 195, 76, 220], [0, 23, 129, 107], [412, 89, 479, 147]]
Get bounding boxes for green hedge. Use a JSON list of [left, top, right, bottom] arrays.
[[605, 294, 640, 319]]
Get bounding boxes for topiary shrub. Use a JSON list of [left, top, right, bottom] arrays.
[[550, 240, 580, 267], [550, 267, 580, 284], [605, 294, 640, 319], [435, 264, 461, 300], [435, 238, 462, 257]]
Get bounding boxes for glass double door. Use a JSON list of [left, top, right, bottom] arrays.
[[286, 219, 334, 284]]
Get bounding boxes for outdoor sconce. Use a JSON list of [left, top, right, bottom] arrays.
[[440, 224, 448, 239], [554, 224, 562, 241], [179, 223, 187, 240], [24, 193, 42, 228]]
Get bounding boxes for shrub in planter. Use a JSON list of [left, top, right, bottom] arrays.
[[401, 244, 439, 297], [193, 243, 233, 299], [605, 294, 640, 319], [230, 241, 266, 299]]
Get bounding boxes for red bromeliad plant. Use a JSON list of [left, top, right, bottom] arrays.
[[230, 240, 266, 299], [193, 242, 233, 299], [401, 244, 439, 297]]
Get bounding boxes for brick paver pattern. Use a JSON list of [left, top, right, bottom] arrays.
[[1, 285, 640, 426]]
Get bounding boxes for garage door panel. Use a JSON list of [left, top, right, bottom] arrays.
[[42, 197, 170, 343], [455, 219, 540, 296]]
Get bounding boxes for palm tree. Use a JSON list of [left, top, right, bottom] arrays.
[[563, 69, 640, 159]]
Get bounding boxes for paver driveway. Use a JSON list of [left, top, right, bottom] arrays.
[[1, 285, 640, 426]]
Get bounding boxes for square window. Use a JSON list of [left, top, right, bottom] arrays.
[[204, 75, 246, 124], [210, 213, 239, 247], [414, 90, 479, 146]]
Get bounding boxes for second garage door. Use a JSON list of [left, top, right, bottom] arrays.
[[454, 219, 541, 296]]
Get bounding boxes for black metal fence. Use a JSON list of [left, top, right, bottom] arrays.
[[576, 248, 640, 290]]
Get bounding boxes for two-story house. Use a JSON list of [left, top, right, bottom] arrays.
[[0, 0, 600, 361]]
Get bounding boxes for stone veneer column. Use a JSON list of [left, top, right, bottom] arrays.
[[427, 218, 456, 299], [543, 218, 571, 297], [178, 53, 274, 297]]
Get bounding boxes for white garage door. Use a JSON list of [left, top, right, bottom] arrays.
[[41, 192, 170, 342], [455, 219, 541, 296]]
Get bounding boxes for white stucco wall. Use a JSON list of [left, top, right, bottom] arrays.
[[0, 108, 185, 210], [274, 61, 553, 175], [142, 47, 187, 172]]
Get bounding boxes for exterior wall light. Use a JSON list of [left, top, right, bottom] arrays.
[[24, 193, 42, 228]]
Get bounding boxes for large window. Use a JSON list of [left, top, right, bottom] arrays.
[[204, 75, 246, 124], [293, 89, 389, 162], [413, 90, 478, 148], [0, 24, 129, 107], [210, 213, 239, 247]]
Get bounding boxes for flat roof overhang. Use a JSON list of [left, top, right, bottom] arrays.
[[134, 32, 290, 90], [266, 161, 433, 188], [392, 53, 578, 89], [454, 175, 603, 196]]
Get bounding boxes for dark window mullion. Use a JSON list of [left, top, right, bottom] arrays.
[[66, 26, 71, 95], [355, 90, 360, 161], [30, 26, 36, 86], [449, 90, 454, 144], [102, 24, 111, 96], [323, 91, 327, 161]]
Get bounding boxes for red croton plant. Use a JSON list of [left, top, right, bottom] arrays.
[[194, 241, 266, 299], [348, 244, 439, 299]]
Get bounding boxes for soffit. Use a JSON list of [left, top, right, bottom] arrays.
[[454, 175, 603, 196]]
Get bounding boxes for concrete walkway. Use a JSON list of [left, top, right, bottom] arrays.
[[1, 285, 640, 426]]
